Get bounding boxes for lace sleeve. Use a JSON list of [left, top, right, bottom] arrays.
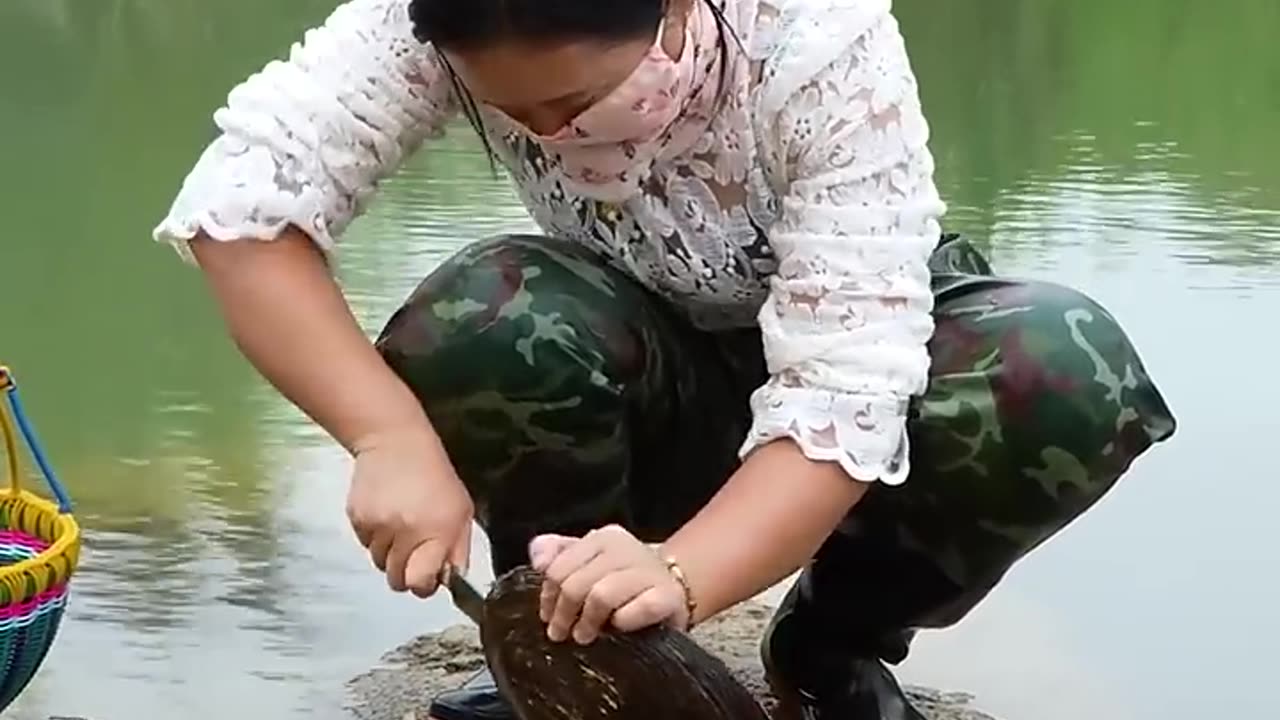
[[152, 0, 457, 262], [741, 9, 946, 485]]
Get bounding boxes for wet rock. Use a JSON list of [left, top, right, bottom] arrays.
[[343, 599, 998, 720]]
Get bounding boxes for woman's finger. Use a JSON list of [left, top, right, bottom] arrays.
[[351, 521, 374, 548], [572, 567, 651, 645], [368, 530, 394, 572], [546, 548, 625, 642], [384, 534, 416, 592], [611, 585, 681, 633], [448, 521, 474, 576], [531, 535, 575, 621], [539, 537, 603, 622], [528, 534, 575, 571], [404, 539, 448, 598]]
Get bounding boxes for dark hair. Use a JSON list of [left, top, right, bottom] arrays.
[[410, 0, 669, 50], [408, 0, 740, 166]]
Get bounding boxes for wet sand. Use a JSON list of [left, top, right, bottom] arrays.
[[344, 599, 997, 720]]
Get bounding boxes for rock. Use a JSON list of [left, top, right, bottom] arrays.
[[343, 597, 998, 720]]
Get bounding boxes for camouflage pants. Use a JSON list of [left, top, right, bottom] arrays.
[[376, 232, 1175, 657]]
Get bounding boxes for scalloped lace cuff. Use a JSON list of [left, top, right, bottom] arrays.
[[151, 137, 339, 265], [739, 381, 911, 485]]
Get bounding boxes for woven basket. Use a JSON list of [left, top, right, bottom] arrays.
[[0, 366, 80, 711]]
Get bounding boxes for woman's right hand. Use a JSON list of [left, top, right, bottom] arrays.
[[190, 229, 473, 597], [346, 425, 475, 598]]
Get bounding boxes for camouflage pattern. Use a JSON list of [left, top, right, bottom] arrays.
[[377, 234, 767, 572], [375, 232, 1176, 655]]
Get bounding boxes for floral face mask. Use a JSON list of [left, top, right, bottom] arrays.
[[510, 2, 724, 202]]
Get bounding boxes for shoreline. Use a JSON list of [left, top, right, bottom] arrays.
[[343, 599, 998, 720]]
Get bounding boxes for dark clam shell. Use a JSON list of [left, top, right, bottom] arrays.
[[481, 566, 770, 720]]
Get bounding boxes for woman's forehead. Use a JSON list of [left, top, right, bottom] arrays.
[[442, 38, 652, 109]]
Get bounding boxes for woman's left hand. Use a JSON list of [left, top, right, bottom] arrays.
[[529, 524, 690, 645]]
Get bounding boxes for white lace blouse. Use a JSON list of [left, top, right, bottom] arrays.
[[153, 0, 947, 486]]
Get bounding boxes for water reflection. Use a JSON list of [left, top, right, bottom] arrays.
[[898, 145, 1280, 720], [336, 136, 540, 330], [0, 0, 1275, 718]]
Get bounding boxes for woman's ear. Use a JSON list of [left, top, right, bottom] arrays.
[[661, 0, 698, 58], [666, 0, 698, 24]]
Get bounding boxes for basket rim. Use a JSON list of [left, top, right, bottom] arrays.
[[0, 489, 80, 594]]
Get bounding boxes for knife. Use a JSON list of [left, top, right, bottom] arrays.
[[440, 564, 486, 626]]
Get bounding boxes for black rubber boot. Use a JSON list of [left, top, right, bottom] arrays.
[[428, 539, 528, 720], [428, 669, 513, 720], [761, 577, 927, 720]]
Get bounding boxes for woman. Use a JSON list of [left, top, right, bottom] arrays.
[[154, 0, 1176, 717]]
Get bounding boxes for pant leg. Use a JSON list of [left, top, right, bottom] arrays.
[[374, 234, 758, 573], [792, 233, 1178, 662]]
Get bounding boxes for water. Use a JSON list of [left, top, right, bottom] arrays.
[[0, 1, 1276, 718]]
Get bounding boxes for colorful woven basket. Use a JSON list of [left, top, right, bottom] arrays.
[[0, 366, 80, 711]]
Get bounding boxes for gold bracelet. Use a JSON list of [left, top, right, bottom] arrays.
[[661, 555, 698, 631]]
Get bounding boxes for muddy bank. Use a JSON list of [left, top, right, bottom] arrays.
[[344, 599, 996, 720]]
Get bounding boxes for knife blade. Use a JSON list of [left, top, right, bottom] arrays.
[[440, 564, 485, 626]]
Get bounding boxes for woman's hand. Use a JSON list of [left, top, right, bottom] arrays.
[[530, 525, 690, 645], [191, 231, 476, 598], [347, 425, 475, 598]]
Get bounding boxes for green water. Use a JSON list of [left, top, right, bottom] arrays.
[[0, 1, 1276, 718]]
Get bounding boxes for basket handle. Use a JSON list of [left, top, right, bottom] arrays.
[[0, 366, 73, 513]]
